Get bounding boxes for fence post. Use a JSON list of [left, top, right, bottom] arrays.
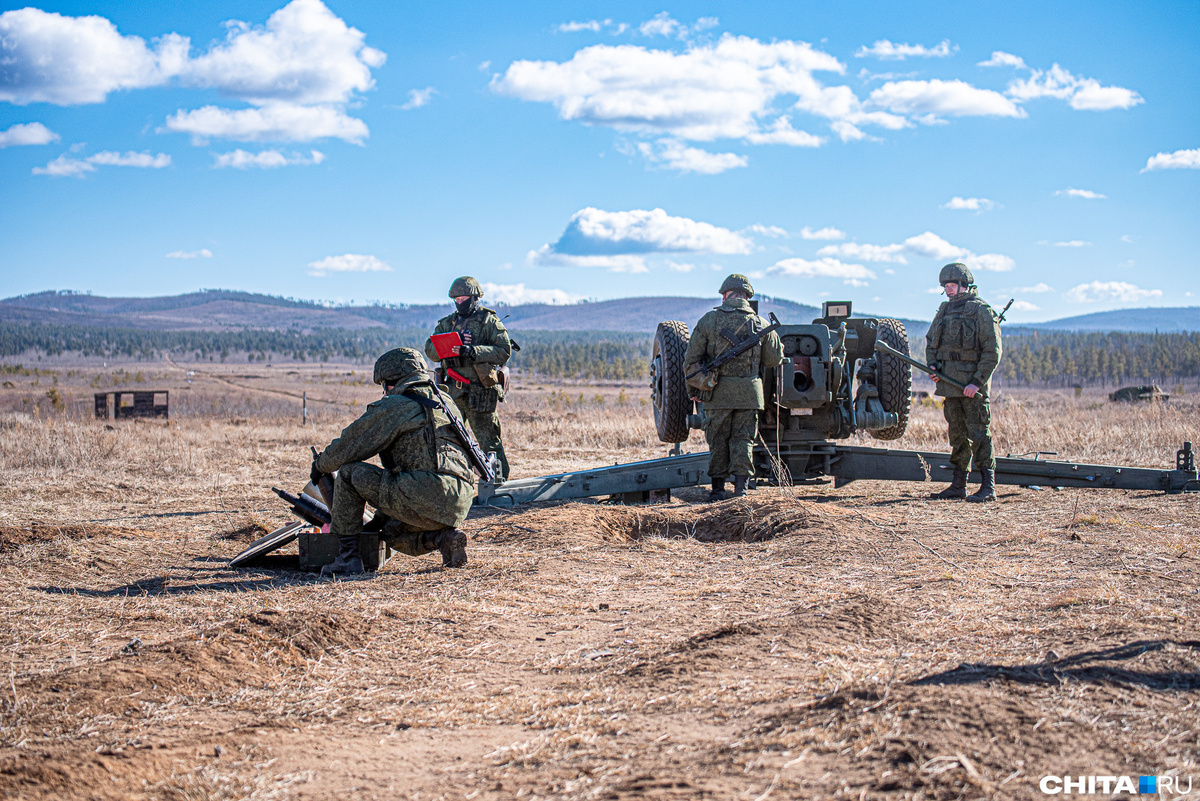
[[302, 391, 307, 426]]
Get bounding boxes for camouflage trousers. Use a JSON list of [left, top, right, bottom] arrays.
[[703, 408, 759, 480], [942, 396, 995, 473], [331, 462, 462, 557], [454, 397, 509, 480]]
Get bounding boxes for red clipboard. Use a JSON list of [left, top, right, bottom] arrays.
[[430, 332, 463, 359]]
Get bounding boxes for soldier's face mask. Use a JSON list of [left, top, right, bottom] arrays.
[[455, 296, 478, 317]]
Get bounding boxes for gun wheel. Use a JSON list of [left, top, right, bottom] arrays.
[[650, 321, 692, 443], [870, 317, 912, 441]]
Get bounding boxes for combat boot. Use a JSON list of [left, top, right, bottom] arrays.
[[707, 479, 726, 502], [731, 475, 749, 498], [966, 468, 996, 503], [434, 528, 468, 568], [320, 535, 365, 576], [929, 468, 967, 500]]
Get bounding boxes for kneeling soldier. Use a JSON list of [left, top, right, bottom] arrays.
[[312, 348, 477, 575]]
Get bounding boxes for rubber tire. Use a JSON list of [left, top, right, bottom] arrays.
[[651, 321, 691, 443], [869, 317, 912, 441]]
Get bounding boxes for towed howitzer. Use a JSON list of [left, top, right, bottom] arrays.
[[873, 340, 969, 391], [686, 312, 782, 381]]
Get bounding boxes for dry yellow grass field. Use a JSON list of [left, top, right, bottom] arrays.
[[0, 361, 1197, 799]]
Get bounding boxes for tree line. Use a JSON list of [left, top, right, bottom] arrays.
[[998, 331, 1200, 388]]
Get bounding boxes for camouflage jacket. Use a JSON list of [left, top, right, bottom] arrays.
[[424, 307, 511, 400], [925, 291, 1002, 398], [683, 298, 784, 410], [315, 377, 476, 486]]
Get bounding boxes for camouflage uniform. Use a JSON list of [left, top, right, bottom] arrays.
[[315, 348, 476, 571], [424, 277, 512, 480], [684, 276, 784, 494], [926, 263, 1002, 500]]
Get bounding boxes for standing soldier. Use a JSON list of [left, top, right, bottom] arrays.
[[311, 348, 477, 575], [424, 277, 512, 480], [926, 262, 1002, 502], [684, 274, 784, 501]]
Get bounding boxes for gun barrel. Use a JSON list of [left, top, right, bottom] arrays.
[[272, 486, 332, 527], [873, 340, 969, 391]]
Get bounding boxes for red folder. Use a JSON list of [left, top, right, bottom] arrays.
[[430, 332, 463, 359]]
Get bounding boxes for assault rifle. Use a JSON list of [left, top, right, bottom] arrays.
[[874, 340, 969, 391], [686, 312, 782, 380]]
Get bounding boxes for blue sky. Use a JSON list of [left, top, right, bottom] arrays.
[[1, 0, 1197, 322]]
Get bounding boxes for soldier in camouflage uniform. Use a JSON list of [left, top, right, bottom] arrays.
[[926, 263, 1003, 503], [684, 274, 784, 501], [424, 277, 512, 480], [311, 348, 476, 575]]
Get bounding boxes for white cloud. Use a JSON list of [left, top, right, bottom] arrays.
[[527, 247, 648, 273], [545, 207, 755, 256], [213, 148, 325, 168], [1142, 148, 1200, 172], [869, 79, 1025, 120], [800, 226, 845, 240], [940, 196, 994, 211], [638, 12, 680, 38], [1055, 188, 1106, 199], [1010, 300, 1040, 311], [32, 150, 171, 177], [306, 253, 391, 277], [977, 51, 1026, 69], [0, 122, 60, 147], [163, 103, 368, 144], [401, 87, 436, 110], [637, 139, 747, 173], [1052, 240, 1091, 247], [1005, 63, 1141, 111], [166, 249, 213, 259], [1120, 235, 1134, 243], [558, 20, 604, 33], [902, 231, 967, 261], [855, 39, 955, 60], [1064, 281, 1162, 304], [749, 224, 788, 238], [818, 242, 907, 263], [767, 257, 876, 282], [963, 253, 1014, 272], [666, 260, 696, 272], [0, 7, 185, 104], [1015, 283, 1053, 293], [818, 230, 1013, 272], [742, 116, 823, 147], [480, 282, 583, 305]]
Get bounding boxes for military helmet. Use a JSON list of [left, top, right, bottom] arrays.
[[719, 273, 754, 297], [448, 276, 484, 298], [373, 347, 426, 385], [939, 262, 974, 287]]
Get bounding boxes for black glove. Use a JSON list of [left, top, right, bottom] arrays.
[[459, 344, 477, 359], [310, 458, 325, 485]]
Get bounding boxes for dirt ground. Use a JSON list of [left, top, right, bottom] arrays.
[[0, 360, 1197, 799]]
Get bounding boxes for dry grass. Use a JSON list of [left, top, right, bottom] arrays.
[[0, 362, 1197, 799]]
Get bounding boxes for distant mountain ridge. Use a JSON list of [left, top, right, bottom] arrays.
[[3, 289, 1195, 334]]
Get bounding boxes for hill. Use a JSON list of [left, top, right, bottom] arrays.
[[1026, 306, 1200, 332]]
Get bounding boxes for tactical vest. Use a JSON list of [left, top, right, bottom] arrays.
[[930, 299, 987, 364], [710, 311, 763, 377], [379, 388, 475, 484]]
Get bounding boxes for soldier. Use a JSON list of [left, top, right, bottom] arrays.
[[926, 262, 1003, 503], [311, 348, 477, 575], [684, 274, 784, 501], [424, 277, 512, 480]]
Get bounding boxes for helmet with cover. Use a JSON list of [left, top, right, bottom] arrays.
[[373, 347, 427, 386], [719, 273, 754, 297], [938, 262, 974, 287], [448, 276, 484, 298]]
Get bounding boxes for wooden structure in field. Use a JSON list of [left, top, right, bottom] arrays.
[[94, 390, 169, 420]]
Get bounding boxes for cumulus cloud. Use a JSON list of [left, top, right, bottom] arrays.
[[1055, 188, 1106, 199], [1014, 283, 1053, 293], [527, 247, 648, 273], [817, 242, 906, 263], [1004, 62, 1141, 111], [868, 79, 1024, 120], [0, 122, 60, 147], [1142, 148, 1200, 172], [800, 226, 845, 240], [32, 150, 171, 177], [977, 51, 1026, 69], [1, 1, 384, 144], [166, 249, 213, 259], [547, 207, 754, 256], [941, 196, 994, 211], [481, 282, 584, 305], [163, 103, 368, 144], [1010, 300, 1040, 311], [855, 39, 956, 60], [819, 231, 1013, 272], [212, 148, 324, 168], [306, 253, 391, 276], [742, 116, 823, 147], [401, 87, 436, 110], [767, 257, 876, 283], [636, 139, 748, 173], [1064, 281, 1162, 304], [639, 12, 680, 37], [666, 260, 696, 272]]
